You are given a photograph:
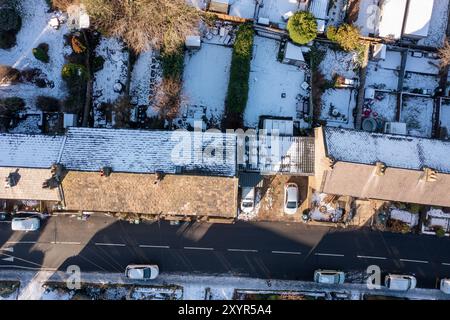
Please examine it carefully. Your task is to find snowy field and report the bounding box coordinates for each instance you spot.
[320,89,356,128]
[258,0,300,26]
[0,0,70,114]
[367,91,398,123]
[400,95,434,138]
[181,43,232,125]
[92,37,129,128]
[418,0,450,48]
[244,37,307,128]
[439,99,450,139]
[318,45,359,81]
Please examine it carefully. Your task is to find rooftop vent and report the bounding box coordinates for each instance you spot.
[100,166,112,177]
[375,162,387,176]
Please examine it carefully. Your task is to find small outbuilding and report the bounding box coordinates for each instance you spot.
[185,35,201,50]
[282,42,305,67]
[209,0,230,14]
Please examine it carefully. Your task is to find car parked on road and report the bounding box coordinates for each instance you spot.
[314,270,345,284]
[11,217,40,231]
[125,264,159,280]
[440,278,450,294]
[240,187,255,213]
[385,274,417,291]
[284,183,299,214]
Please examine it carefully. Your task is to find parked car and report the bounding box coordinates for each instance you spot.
[314,270,345,284]
[11,217,40,231]
[284,183,299,214]
[125,264,159,280]
[385,274,417,291]
[240,187,255,213]
[440,279,450,294]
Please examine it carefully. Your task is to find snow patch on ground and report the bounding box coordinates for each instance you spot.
[0,0,70,113]
[439,99,450,139]
[390,209,419,227]
[92,37,129,128]
[400,95,434,138]
[245,36,308,128]
[366,91,397,122]
[403,72,439,93]
[319,46,358,81]
[320,89,356,128]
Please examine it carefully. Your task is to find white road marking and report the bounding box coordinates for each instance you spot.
[51,241,81,245]
[442,263,450,266]
[139,244,170,249]
[94,242,126,247]
[315,253,345,257]
[0,247,14,253]
[2,257,13,262]
[271,251,302,255]
[0,265,57,271]
[357,255,387,260]
[6,241,36,245]
[400,258,429,264]
[227,248,258,253]
[184,246,214,251]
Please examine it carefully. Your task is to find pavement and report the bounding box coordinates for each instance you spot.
[0,215,450,290]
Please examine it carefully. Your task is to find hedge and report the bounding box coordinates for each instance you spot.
[225,23,254,114]
[0,8,22,49]
[160,46,185,80]
[32,43,50,63]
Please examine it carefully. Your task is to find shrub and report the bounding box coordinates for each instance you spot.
[435,227,446,238]
[32,43,50,63]
[326,24,361,52]
[0,97,25,112]
[225,23,254,115]
[0,65,21,85]
[62,63,87,81]
[160,46,185,80]
[36,96,61,112]
[92,55,105,72]
[71,36,87,54]
[287,11,317,45]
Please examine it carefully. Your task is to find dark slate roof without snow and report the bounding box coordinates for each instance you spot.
[0,133,64,168]
[324,127,450,174]
[60,128,237,176]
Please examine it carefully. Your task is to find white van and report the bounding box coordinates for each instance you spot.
[385,274,417,291]
[11,217,40,231]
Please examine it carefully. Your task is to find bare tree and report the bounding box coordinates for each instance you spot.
[439,40,450,69]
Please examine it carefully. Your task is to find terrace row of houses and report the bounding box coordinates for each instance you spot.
[1,126,449,222]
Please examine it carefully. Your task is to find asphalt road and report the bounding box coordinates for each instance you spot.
[0,215,450,289]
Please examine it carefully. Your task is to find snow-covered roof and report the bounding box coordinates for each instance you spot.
[378,0,407,39]
[60,128,237,176]
[309,0,329,20]
[185,35,201,48]
[324,127,450,173]
[0,133,64,169]
[403,0,434,39]
[284,42,305,62]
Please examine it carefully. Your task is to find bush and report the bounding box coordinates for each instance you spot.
[32,43,50,63]
[92,55,105,72]
[326,24,361,52]
[287,11,317,45]
[71,36,87,54]
[0,65,21,85]
[435,227,446,238]
[160,47,185,80]
[0,8,22,49]
[36,96,61,112]
[225,23,254,115]
[0,97,25,112]
[62,63,87,81]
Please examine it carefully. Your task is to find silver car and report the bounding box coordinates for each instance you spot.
[11,217,40,231]
[125,264,159,280]
[385,274,417,291]
[314,270,346,284]
[284,183,299,215]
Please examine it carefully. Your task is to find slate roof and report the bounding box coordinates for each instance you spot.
[0,133,64,169]
[324,127,450,174]
[60,128,237,176]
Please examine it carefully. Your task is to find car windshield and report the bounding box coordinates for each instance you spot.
[143,268,151,279]
[242,202,253,208]
[287,201,297,209]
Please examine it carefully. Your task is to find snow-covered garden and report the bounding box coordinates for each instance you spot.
[400,95,434,138]
[439,98,450,140]
[244,36,309,128]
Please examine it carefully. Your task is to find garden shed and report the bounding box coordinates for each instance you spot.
[282,42,305,67]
